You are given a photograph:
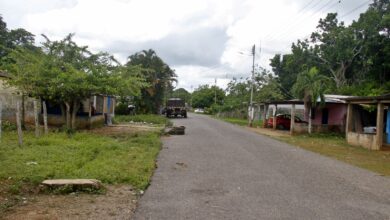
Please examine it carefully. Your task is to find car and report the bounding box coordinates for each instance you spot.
[267,114,307,130]
[194,108,204,113]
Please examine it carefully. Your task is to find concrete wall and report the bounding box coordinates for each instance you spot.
[0,78,37,124]
[47,114,105,129]
[347,132,381,150]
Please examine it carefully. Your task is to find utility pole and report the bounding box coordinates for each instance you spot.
[248,44,255,127]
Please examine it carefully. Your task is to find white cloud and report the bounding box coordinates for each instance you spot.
[0,0,371,91]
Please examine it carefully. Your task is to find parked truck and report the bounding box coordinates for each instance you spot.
[165,98,187,118]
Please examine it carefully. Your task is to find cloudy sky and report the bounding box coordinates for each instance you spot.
[0,0,371,91]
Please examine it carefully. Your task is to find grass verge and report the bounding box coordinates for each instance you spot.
[114,114,171,126]
[276,133,390,176]
[0,129,161,213]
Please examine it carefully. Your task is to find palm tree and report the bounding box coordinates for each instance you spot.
[292,67,331,133]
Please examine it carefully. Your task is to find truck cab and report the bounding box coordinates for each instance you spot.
[166,98,187,118]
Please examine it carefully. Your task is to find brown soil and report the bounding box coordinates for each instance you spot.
[2,185,138,220]
[91,124,163,136]
[246,126,290,138]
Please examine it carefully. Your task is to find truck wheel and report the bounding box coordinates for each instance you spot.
[184,113,187,118]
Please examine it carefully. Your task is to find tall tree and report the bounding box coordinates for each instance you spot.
[169,88,191,103]
[311,13,362,89]
[127,49,176,113]
[292,67,331,133]
[192,85,225,108]
[6,34,146,129]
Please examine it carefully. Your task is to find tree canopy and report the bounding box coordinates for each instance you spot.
[270,0,390,96]
[127,49,177,114]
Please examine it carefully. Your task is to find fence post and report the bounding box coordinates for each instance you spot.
[16,101,23,146]
[34,100,40,137]
[43,101,48,135]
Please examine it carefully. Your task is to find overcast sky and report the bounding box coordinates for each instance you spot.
[0,0,371,91]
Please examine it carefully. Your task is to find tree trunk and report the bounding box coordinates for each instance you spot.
[42,101,48,135]
[308,108,312,134]
[65,102,71,129]
[71,101,80,129]
[34,100,40,137]
[60,103,66,123]
[88,98,92,129]
[21,94,25,129]
[16,101,23,146]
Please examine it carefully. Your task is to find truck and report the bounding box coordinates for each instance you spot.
[165,98,187,118]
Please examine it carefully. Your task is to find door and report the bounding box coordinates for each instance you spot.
[322,108,329,125]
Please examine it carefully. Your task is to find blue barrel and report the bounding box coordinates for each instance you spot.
[387,110,390,144]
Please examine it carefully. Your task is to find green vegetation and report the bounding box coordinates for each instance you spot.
[0,131,161,189]
[114,114,171,126]
[270,1,390,97]
[127,49,177,114]
[276,133,390,176]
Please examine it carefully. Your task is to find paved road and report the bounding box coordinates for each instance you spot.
[134,113,390,220]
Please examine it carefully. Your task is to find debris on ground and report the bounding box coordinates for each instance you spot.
[41,179,102,190]
[165,126,185,135]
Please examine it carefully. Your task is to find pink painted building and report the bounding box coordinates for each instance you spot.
[263,95,351,133]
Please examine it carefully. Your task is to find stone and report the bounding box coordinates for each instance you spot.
[41,179,102,189]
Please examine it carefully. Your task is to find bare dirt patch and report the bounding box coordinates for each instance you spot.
[91,124,163,136]
[246,127,290,138]
[2,185,138,220]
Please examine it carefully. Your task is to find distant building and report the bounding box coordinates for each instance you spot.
[0,71,116,129]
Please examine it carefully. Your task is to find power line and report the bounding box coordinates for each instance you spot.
[339,0,371,19]
[266,0,340,43]
[264,0,324,40]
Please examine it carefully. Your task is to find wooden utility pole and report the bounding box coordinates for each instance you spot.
[16,101,23,146]
[248,44,255,127]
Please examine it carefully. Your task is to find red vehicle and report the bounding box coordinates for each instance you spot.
[267,114,307,130]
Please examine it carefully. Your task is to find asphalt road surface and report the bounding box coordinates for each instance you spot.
[134,113,390,220]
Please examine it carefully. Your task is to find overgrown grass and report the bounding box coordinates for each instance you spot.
[276,133,390,176]
[0,130,161,190]
[218,117,263,127]
[114,114,171,126]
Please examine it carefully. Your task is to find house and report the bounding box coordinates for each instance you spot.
[45,95,116,129]
[0,71,37,124]
[260,95,351,134]
[342,94,390,150]
[1,71,116,129]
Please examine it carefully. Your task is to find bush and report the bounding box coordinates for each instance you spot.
[115,103,129,115]
[1,121,16,131]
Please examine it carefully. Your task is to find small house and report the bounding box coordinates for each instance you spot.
[1,71,115,129]
[260,95,351,134]
[342,94,390,150]
[0,71,37,124]
[45,95,116,129]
